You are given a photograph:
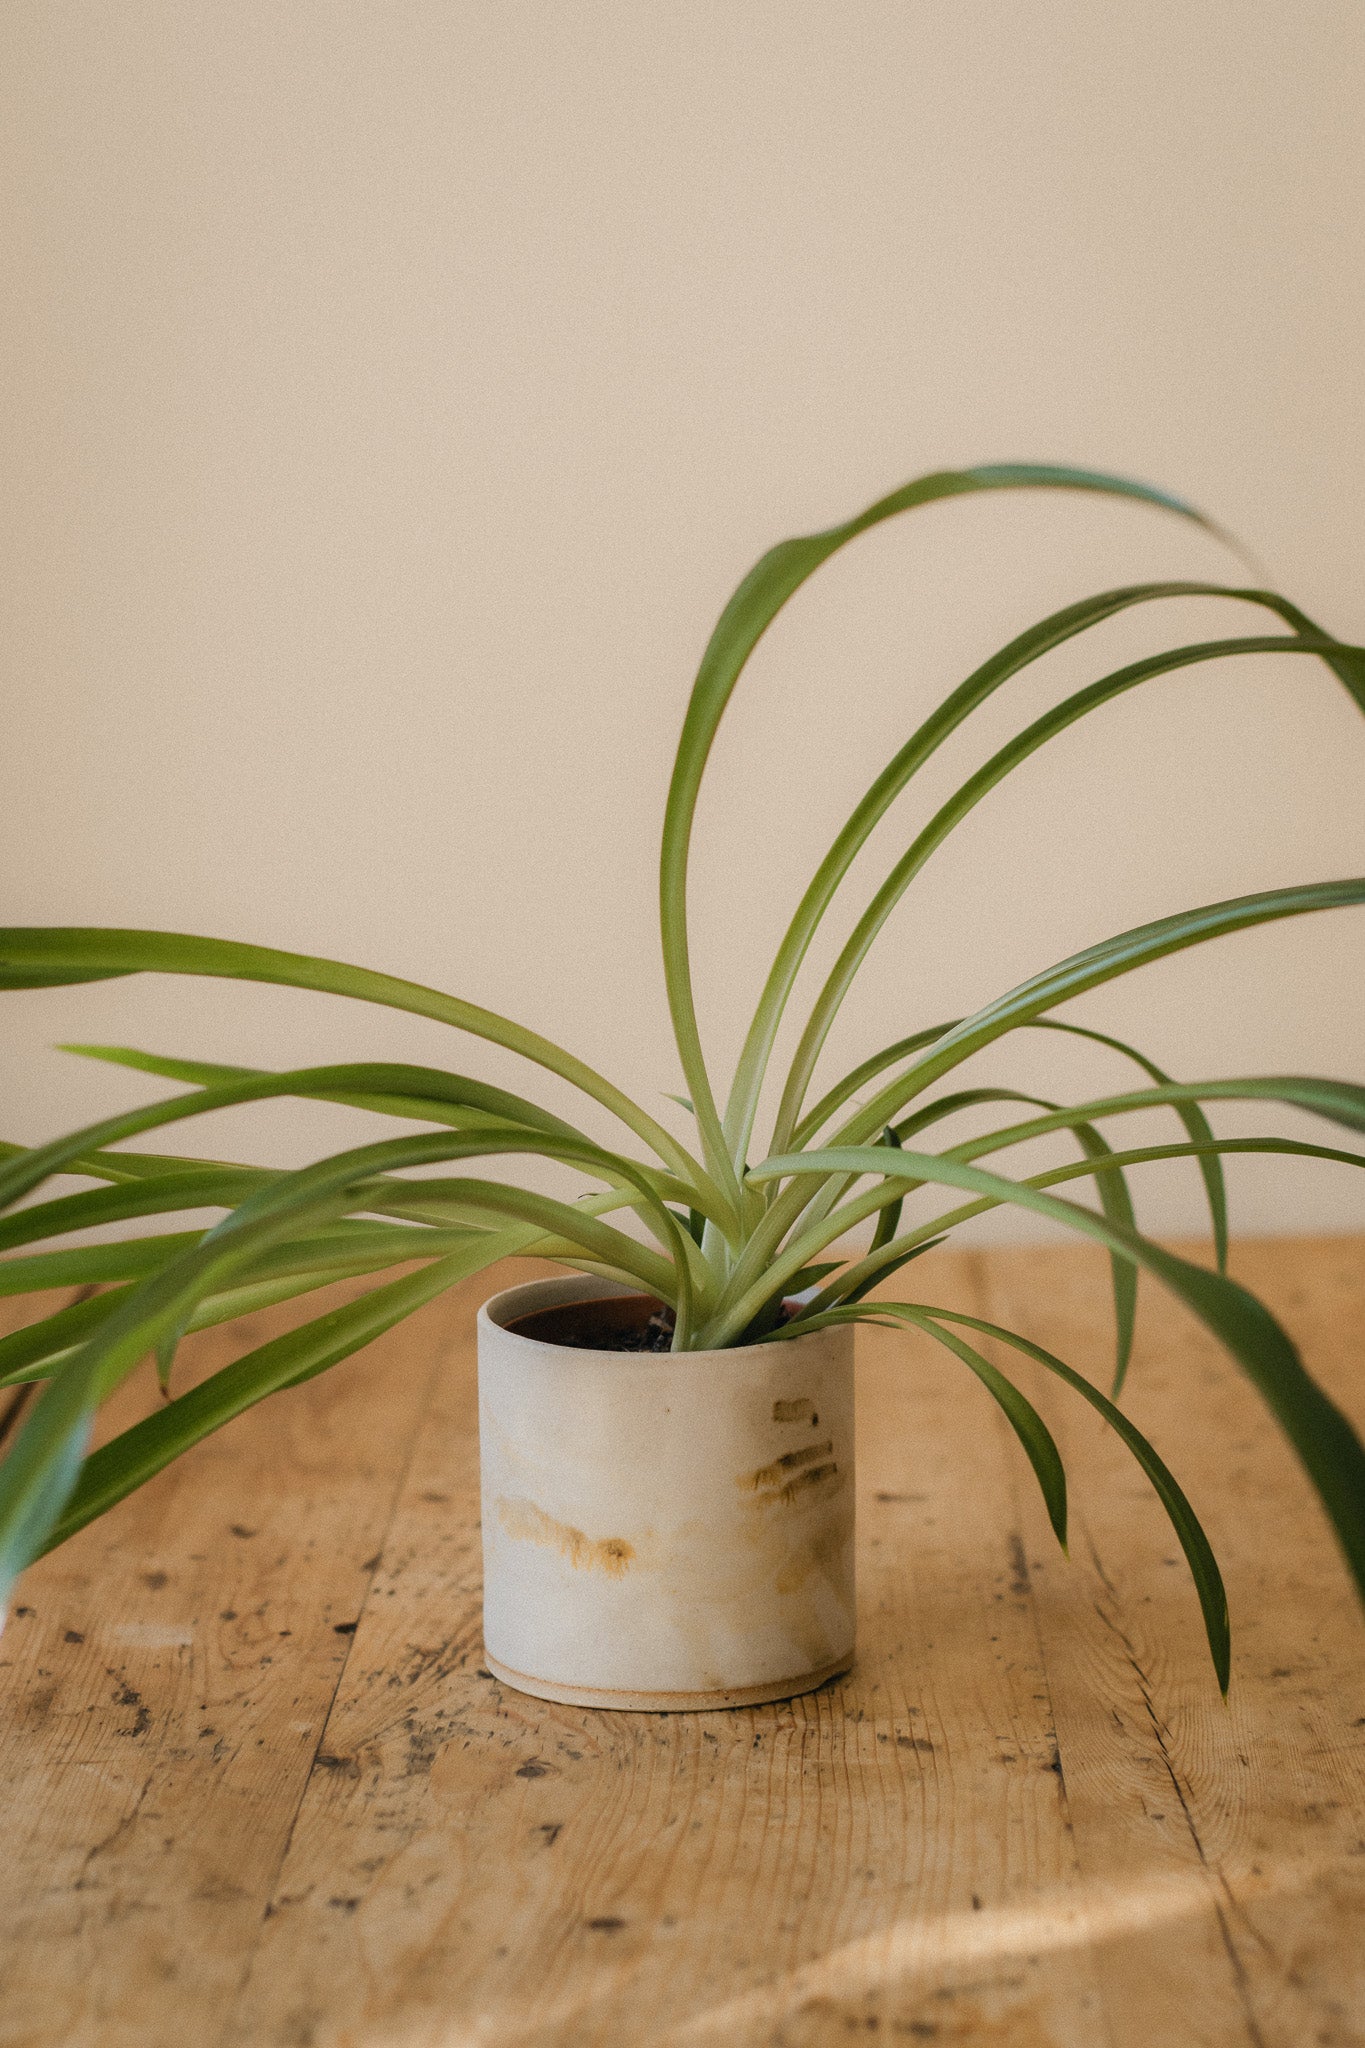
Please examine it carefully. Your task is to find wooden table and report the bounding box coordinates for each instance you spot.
[1,1238,1363,2047]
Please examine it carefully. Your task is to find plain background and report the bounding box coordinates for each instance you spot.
[3,1,1364,1245]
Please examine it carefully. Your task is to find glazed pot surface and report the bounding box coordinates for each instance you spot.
[477,1274,855,1710]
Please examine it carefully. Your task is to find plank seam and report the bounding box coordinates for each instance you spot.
[210,1278,464,2048]
[1082,1526,1270,2048]
[973,1247,1121,2048]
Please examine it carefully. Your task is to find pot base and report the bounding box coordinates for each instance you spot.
[483,1649,854,1713]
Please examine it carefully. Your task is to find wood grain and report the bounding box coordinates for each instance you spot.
[0,1276,456,2047]
[1,1240,1362,2047]
[977,1236,1365,2048]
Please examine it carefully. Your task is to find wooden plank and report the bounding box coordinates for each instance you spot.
[223,1250,1109,2047]
[3,1242,1363,2047]
[977,1235,1365,2048]
[0,1273,459,2048]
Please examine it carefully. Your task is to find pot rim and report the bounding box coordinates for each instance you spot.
[478,1271,846,1363]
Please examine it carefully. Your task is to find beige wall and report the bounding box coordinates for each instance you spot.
[3,1,1364,1243]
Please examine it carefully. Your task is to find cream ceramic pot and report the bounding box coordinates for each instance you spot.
[477,1273,856,1710]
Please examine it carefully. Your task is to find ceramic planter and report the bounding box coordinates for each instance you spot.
[477,1273,856,1710]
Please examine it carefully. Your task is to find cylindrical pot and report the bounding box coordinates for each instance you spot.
[477,1273,856,1711]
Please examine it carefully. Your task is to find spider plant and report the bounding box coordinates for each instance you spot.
[3,462,1365,1695]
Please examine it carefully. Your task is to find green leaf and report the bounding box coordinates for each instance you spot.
[40,1235,528,1552]
[1025,1018,1229,1272]
[776,634,1364,1143]
[0,1404,90,1611]
[763,1075,1143,1383]
[661,466,1227,1197]
[996,1132,1365,1193]
[940,1076,1365,1163]
[895,1308,1068,1550]
[737,578,1359,1164]
[0,1232,204,1295]
[667,1204,708,1248]
[868,1128,905,1254]
[0,1168,275,1254]
[0,930,716,1208]
[920,1306,1230,1692]
[831,1234,949,1307]
[0,1286,131,1386]
[0,965,128,989]
[62,1045,259,1084]
[0,1216,482,1303]
[800,1069,1363,1302]
[153,1333,178,1399]
[793,1130,1365,1329]
[732,1261,847,1344]
[794,1020,960,1148]
[0,1142,267,1188]
[0,1236,517,1389]
[837,880,1365,1145]
[892,1087,1039,1143]
[891,1084,1139,1391]
[761,1293,1069,1551]
[1070,1121,1138,1397]
[792,903,1362,1180]
[759,1286,1232,1688]
[745,1144,1365,1635]
[0,1117,703,1592]
[60,1042,589,1144]
[779,1261,846,1294]
[0,1061,703,1252]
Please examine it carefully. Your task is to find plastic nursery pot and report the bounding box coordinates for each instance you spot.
[476,1274,856,1711]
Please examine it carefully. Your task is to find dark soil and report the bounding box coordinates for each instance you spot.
[506,1292,804,1352]
[506,1294,677,1352]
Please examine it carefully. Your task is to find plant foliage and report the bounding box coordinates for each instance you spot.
[4,463,1365,1691]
